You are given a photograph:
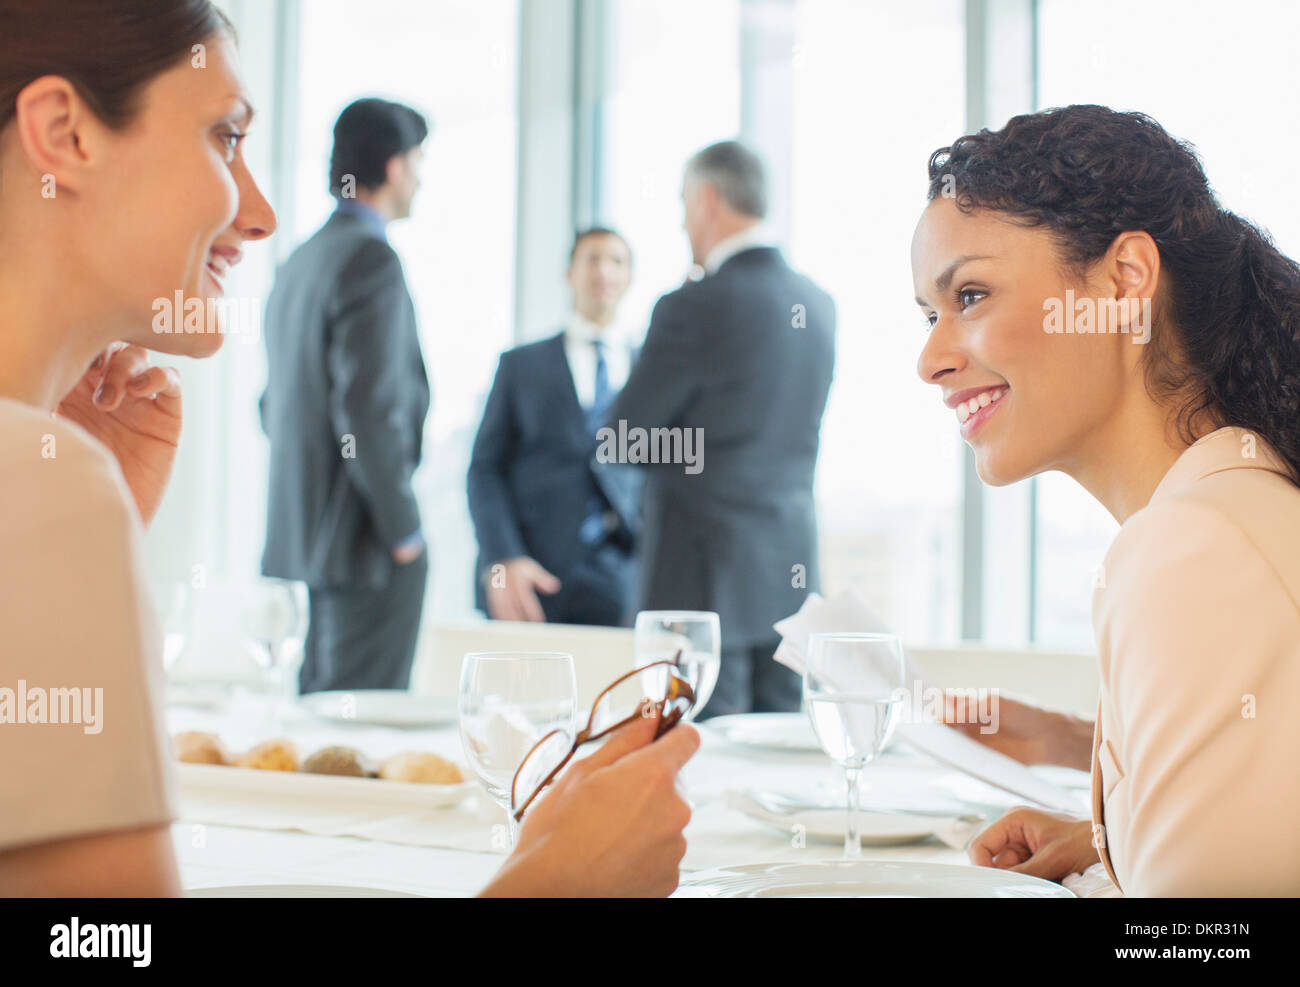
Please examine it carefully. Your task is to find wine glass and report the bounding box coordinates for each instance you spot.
[240,578,308,730]
[634,611,720,722]
[803,632,907,859]
[458,652,576,848]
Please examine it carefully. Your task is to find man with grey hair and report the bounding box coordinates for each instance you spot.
[609,140,836,718]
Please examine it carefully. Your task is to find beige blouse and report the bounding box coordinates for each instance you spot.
[1090,426,1300,895]
[0,397,176,851]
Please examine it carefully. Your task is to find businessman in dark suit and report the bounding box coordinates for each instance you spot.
[609,140,835,718]
[261,98,431,694]
[468,228,641,626]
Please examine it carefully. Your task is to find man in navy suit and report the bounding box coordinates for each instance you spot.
[468,228,641,625]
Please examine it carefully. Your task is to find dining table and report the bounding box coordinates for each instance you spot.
[166,691,1102,898]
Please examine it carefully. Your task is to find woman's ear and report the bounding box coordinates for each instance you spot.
[1104,230,1161,343]
[1108,231,1160,306]
[12,75,95,195]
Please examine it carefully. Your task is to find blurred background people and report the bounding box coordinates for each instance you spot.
[260,98,431,694]
[468,227,641,624]
[609,141,836,718]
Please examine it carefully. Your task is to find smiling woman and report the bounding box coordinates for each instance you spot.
[0,1,702,899]
[912,105,1300,896]
[0,0,275,895]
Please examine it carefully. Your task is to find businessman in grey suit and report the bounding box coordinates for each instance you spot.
[261,98,431,694]
[609,141,835,718]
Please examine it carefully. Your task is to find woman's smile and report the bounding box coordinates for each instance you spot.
[945,383,1008,437]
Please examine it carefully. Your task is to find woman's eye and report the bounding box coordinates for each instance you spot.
[217,130,246,162]
[923,312,938,329]
[957,288,985,309]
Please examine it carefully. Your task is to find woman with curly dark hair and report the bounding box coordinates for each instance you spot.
[913,104,1300,896]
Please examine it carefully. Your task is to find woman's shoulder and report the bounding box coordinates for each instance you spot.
[1098,463,1300,624]
[0,397,135,528]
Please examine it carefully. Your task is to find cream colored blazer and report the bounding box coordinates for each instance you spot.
[1090,426,1300,896]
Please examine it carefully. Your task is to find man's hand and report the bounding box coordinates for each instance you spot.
[480,712,700,897]
[485,556,561,622]
[968,806,1100,882]
[55,343,181,527]
[941,690,1095,770]
[392,532,426,564]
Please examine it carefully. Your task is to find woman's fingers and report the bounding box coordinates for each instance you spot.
[126,364,182,402]
[93,344,151,409]
[969,807,1035,867]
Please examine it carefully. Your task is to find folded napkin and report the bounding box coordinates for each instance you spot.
[1062,862,1123,898]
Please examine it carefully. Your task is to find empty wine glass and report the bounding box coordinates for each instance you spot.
[241,579,308,730]
[458,652,576,848]
[803,632,907,859]
[635,611,720,722]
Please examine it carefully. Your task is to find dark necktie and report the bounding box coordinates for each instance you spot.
[580,339,614,545]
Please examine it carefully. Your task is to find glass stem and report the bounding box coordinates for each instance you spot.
[507,812,520,850]
[843,765,862,859]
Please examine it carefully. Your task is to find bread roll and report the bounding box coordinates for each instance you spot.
[379,750,463,785]
[301,745,368,777]
[173,731,229,765]
[236,738,299,771]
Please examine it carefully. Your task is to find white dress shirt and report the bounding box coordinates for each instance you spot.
[563,311,631,409]
[703,224,773,275]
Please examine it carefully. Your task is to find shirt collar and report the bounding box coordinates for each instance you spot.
[703,224,772,275]
[566,311,622,347]
[334,197,389,240]
[1149,425,1296,505]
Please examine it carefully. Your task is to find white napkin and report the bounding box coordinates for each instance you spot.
[772,590,1085,814]
[1062,862,1123,898]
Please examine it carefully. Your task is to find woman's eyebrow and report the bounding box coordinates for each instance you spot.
[225,95,256,126]
[916,254,993,305]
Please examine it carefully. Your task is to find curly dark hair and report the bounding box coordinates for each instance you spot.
[927,104,1300,484]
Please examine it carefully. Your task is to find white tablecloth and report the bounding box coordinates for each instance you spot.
[167,695,1096,897]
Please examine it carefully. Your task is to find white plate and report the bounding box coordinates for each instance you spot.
[177,762,476,809]
[748,808,951,846]
[297,690,458,727]
[187,884,422,898]
[676,859,1075,898]
[703,713,822,752]
[726,791,981,847]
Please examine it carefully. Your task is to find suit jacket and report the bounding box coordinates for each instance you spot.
[467,332,641,615]
[1090,426,1300,896]
[608,246,836,647]
[260,210,430,590]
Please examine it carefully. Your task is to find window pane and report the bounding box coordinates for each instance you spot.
[1033,0,1300,646]
[792,0,966,643]
[603,0,743,331]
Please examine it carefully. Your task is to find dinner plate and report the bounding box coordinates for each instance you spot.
[187,884,423,898]
[298,689,458,727]
[675,859,1076,898]
[702,713,822,752]
[177,762,476,809]
[726,791,982,847]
